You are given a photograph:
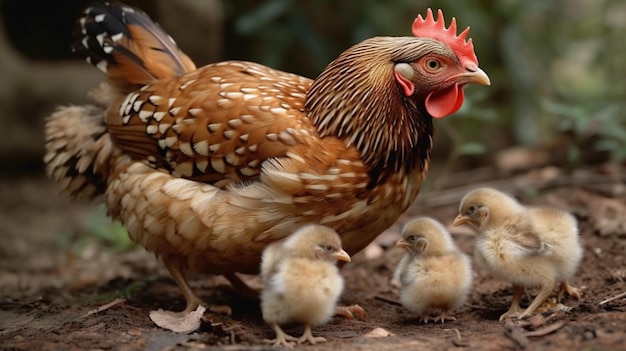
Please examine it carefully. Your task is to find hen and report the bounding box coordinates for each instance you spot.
[453,188,583,321]
[260,224,349,347]
[394,217,472,323]
[45,2,490,317]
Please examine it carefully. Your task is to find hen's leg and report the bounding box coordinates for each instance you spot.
[224,272,261,299]
[558,281,581,302]
[335,304,365,319]
[162,255,231,315]
[298,324,327,345]
[519,280,555,319]
[499,284,524,322]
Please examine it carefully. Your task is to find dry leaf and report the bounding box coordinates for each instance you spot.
[149,305,206,333]
[363,327,394,338]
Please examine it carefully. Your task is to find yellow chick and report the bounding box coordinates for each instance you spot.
[453,187,583,321]
[394,217,473,323]
[260,224,350,347]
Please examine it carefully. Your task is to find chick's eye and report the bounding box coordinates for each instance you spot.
[467,205,477,214]
[407,235,417,242]
[425,59,441,71]
[324,245,334,252]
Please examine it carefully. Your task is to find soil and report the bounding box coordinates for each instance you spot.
[1,164,625,351]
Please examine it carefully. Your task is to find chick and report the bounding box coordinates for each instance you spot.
[454,187,583,321]
[260,224,350,347]
[394,217,473,323]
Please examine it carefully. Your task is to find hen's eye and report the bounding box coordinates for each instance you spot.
[425,59,441,71]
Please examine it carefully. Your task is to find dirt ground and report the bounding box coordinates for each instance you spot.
[1,163,625,351]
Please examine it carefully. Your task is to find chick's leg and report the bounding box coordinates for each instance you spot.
[263,323,298,348]
[298,324,327,345]
[519,280,555,319]
[499,284,525,322]
[162,255,231,315]
[433,310,456,323]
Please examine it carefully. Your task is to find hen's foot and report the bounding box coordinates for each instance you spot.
[335,304,366,319]
[558,281,581,302]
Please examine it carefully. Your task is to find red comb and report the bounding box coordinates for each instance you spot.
[412,9,478,66]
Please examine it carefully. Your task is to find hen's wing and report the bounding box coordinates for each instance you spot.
[106,61,317,187]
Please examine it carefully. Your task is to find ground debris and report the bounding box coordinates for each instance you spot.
[150,306,206,334]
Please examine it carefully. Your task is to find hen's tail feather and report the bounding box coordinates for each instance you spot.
[44,105,118,200]
[72,1,196,89]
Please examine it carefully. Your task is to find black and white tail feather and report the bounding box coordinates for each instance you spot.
[71,1,195,89]
[45,1,195,199]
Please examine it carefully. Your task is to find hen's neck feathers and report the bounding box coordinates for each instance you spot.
[306,37,440,185]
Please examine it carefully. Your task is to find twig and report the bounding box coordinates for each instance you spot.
[374,295,403,307]
[446,328,467,347]
[83,298,126,317]
[599,291,626,305]
[503,319,529,349]
[524,321,565,337]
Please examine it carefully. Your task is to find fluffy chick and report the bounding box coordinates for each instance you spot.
[394,217,473,323]
[454,187,583,321]
[260,224,350,347]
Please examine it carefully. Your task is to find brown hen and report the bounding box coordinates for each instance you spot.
[45,3,490,318]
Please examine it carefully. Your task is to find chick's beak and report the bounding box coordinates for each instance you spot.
[455,65,491,86]
[453,214,471,227]
[333,249,351,263]
[395,239,410,249]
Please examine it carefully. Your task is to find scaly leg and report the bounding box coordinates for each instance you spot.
[298,324,327,345]
[263,323,298,348]
[557,281,581,302]
[499,284,525,322]
[223,272,261,299]
[162,255,231,315]
[519,280,555,319]
[335,304,366,319]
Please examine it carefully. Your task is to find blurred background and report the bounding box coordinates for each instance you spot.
[0,0,624,300]
[0,0,624,177]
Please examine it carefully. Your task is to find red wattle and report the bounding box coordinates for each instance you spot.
[394,70,414,96]
[425,83,465,118]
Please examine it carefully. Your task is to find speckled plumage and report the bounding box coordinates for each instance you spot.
[45,2,489,316]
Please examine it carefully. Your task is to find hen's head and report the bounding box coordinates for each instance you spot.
[399,8,490,118]
[307,9,490,178]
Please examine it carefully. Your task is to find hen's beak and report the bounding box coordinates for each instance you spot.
[333,249,351,263]
[453,215,471,227]
[456,65,491,86]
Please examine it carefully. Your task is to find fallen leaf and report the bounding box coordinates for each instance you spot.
[363,327,394,338]
[149,305,206,333]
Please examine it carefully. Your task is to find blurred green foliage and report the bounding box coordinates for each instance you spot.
[221,0,626,166]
